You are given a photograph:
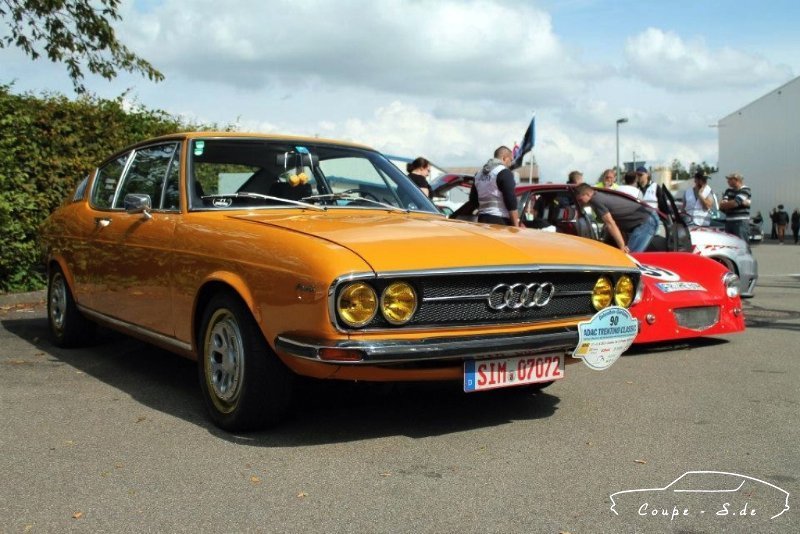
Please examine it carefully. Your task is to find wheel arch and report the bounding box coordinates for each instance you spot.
[707,254,738,275]
[192,275,260,354]
[47,256,76,293]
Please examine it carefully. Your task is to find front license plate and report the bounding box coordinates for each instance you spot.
[464,353,564,392]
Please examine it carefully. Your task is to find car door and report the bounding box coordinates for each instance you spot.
[85,142,181,336]
[518,187,597,239]
[657,185,692,251]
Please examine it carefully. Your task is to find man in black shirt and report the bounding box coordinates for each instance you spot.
[719,172,752,243]
[574,183,659,252]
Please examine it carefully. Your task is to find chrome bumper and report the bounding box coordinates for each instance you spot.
[275,328,579,365]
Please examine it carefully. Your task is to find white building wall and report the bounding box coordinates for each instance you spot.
[718,75,800,221]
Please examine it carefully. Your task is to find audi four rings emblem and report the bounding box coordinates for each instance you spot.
[488,282,556,310]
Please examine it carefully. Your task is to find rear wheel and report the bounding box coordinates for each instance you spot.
[47,266,95,347]
[197,292,293,431]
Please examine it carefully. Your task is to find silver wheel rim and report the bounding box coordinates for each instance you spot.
[204,309,245,413]
[49,273,67,333]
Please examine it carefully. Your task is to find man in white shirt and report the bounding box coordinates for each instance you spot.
[636,166,658,208]
[617,171,643,200]
[683,171,714,226]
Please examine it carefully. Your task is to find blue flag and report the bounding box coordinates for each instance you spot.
[511,114,535,169]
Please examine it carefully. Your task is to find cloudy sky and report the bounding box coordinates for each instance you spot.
[3,0,798,181]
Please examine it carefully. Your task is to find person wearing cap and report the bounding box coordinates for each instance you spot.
[719,172,752,243]
[683,170,714,226]
[636,166,658,208]
[574,183,659,253]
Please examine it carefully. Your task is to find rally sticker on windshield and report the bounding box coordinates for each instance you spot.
[573,306,638,370]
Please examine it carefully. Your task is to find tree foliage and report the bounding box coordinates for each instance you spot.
[1,0,163,93]
[0,84,216,292]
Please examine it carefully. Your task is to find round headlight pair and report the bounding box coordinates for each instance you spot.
[592,275,635,310]
[337,281,417,327]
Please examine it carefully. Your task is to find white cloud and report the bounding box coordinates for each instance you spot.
[625,28,793,90]
[120,0,603,106]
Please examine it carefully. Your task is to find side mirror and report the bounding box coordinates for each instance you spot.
[124,193,153,219]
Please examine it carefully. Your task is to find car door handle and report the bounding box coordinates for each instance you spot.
[94,217,111,228]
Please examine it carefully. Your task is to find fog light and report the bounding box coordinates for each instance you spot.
[614,275,634,308]
[592,276,613,310]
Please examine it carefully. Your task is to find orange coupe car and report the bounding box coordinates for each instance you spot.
[40,133,641,431]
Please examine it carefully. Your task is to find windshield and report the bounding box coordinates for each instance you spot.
[189,139,438,213]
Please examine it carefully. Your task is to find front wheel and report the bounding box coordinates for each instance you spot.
[47,266,95,347]
[197,292,293,431]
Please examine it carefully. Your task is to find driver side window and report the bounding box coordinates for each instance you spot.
[114,143,179,210]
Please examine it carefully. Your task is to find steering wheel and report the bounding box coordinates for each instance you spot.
[340,189,379,202]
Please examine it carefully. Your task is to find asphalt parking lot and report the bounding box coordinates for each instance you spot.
[1,242,798,533]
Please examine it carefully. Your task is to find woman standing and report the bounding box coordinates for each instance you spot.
[791,208,800,244]
[406,157,432,198]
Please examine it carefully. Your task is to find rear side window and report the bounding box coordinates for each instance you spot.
[90,154,130,209]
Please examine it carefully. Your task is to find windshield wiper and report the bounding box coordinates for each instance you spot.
[202,192,325,211]
[302,193,409,213]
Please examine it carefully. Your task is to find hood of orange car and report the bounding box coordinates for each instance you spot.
[232,211,635,273]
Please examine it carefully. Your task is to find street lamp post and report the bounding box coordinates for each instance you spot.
[616,117,628,178]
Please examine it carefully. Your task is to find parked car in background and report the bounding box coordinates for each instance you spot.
[622,253,744,344]
[512,185,745,343]
[439,178,757,298]
[430,172,473,214]
[436,178,750,343]
[41,133,642,431]
[385,155,472,214]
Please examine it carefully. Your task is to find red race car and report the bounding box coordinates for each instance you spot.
[437,177,745,344]
[624,252,744,344]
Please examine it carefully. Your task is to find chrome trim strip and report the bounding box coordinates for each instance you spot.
[370,265,638,278]
[422,289,592,302]
[275,328,579,365]
[78,305,192,352]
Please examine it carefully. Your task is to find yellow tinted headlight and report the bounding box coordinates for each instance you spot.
[337,282,377,327]
[614,275,635,308]
[592,276,613,310]
[381,282,417,325]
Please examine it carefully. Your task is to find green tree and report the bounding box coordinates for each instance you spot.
[1,0,163,93]
[0,84,219,292]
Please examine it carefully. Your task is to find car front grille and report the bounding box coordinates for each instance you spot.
[332,270,636,330]
[673,306,720,331]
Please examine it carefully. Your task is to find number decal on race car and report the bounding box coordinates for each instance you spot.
[639,264,680,281]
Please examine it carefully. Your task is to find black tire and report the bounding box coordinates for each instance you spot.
[47,266,95,348]
[197,292,293,431]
